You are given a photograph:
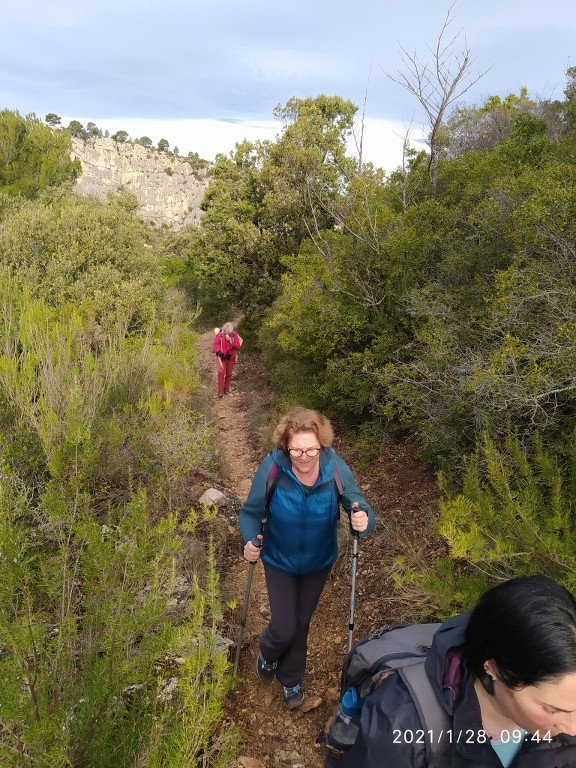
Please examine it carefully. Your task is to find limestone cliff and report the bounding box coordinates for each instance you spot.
[71,136,210,230]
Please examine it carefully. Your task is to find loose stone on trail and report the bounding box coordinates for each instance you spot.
[297,695,323,714]
[198,488,228,507]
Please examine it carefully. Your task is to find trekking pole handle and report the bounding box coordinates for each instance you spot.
[243,535,262,564]
[349,503,363,538]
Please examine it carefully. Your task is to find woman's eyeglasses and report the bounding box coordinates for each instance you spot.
[288,447,321,458]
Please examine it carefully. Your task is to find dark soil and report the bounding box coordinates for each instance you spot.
[194,329,442,768]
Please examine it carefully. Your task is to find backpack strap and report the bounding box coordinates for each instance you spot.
[264,460,280,527]
[265,459,343,512]
[399,663,452,767]
[333,461,344,497]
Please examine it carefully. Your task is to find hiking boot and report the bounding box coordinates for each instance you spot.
[256,652,277,683]
[282,683,305,710]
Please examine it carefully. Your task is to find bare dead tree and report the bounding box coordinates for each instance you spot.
[350,62,373,176]
[394,118,428,212]
[385,1,489,194]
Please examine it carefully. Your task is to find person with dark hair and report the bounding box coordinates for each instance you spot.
[239,406,375,710]
[339,574,576,767]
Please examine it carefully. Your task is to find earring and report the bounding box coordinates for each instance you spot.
[482,664,496,695]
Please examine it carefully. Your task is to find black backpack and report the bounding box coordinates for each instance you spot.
[215,329,233,360]
[324,622,452,767]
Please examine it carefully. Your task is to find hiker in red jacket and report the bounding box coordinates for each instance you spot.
[214,322,243,397]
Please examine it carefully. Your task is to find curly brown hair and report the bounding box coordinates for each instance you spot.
[272,407,334,452]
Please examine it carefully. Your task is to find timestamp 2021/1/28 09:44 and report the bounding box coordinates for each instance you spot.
[392,728,553,745]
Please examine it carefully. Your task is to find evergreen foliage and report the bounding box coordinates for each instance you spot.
[0,120,236,765]
[212,82,576,456]
[184,95,357,328]
[0,277,232,765]
[395,431,576,617]
[4,59,576,756]
[187,76,576,615]
[0,109,80,199]
[0,189,162,332]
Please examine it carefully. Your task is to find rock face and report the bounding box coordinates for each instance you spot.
[71,136,210,230]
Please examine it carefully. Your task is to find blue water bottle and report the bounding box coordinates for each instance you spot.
[341,686,362,717]
[328,687,363,749]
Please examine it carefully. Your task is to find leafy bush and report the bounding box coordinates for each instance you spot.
[0,109,80,199]
[0,280,233,765]
[394,430,576,617]
[0,190,162,331]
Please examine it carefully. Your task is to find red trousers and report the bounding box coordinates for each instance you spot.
[217,357,235,393]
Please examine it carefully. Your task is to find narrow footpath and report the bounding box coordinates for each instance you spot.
[194,328,441,768]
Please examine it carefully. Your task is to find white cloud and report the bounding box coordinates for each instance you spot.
[6,0,576,141]
[64,116,281,162]
[355,118,428,173]
[242,48,339,79]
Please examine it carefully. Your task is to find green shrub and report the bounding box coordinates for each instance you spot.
[0,281,233,765]
[0,109,80,199]
[395,430,576,617]
[0,191,163,332]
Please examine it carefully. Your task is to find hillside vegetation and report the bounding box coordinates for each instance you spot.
[1,59,576,764]
[0,109,237,766]
[174,75,576,608]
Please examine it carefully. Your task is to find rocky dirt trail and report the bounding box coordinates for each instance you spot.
[194,328,442,768]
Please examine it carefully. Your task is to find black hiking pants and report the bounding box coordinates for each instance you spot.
[260,562,332,687]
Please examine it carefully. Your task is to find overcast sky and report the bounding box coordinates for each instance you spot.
[3,0,574,172]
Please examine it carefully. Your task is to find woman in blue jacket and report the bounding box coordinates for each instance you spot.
[239,406,375,710]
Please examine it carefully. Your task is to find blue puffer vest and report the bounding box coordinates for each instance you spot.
[261,447,341,575]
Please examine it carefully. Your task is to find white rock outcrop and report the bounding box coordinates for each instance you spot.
[71,136,210,230]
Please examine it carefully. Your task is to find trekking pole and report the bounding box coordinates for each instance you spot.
[233,537,261,677]
[348,528,360,652]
